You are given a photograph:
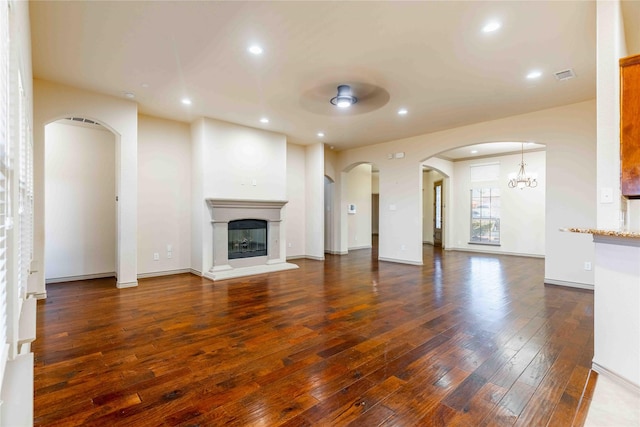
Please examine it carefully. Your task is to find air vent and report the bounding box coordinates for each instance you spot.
[65,117,102,127]
[554,69,576,81]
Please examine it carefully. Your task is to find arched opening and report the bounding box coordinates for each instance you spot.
[343,162,380,254]
[420,141,546,258]
[44,117,117,283]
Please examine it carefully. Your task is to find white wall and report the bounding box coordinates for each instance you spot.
[45,121,116,279]
[190,117,288,274]
[346,163,372,250]
[324,147,342,254]
[138,115,191,276]
[449,151,546,257]
[286,143,306,258]
[592,0,640,389]
[338,100,596,281]
[305,143,325,259]
[34,79,139,290]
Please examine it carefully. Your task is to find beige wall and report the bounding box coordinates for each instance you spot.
[45,121,116,280]
[138,115,191,276]
[190,117,288,274]
[450,151,546,256]
[33,79,139,290]
[346,163,372,250]
[286,143,306,258]
[338,100,597,283]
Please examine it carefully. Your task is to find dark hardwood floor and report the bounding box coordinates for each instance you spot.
[33,244,595,426]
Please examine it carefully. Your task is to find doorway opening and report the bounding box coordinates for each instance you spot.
[44,118,117,283]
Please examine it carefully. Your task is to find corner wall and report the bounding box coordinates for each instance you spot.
[33,79,139,290]
[338,100,597,285]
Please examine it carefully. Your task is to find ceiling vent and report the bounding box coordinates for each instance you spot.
[554,69,576,81]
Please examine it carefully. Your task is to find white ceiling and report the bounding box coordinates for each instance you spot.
[437,142,545,161]
[30,1,598,151]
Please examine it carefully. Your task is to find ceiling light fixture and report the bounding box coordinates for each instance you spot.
[526,70,542,79]
[124,92,135,99]
[260,117,269,123]
[181,98,192,105]
[330,85,357,108]
[508,143,538,189]
[482,21,501,33]
[248,45,263,55]
[398,108,408,115]
[471,150,478,154]
[317,132,325,137]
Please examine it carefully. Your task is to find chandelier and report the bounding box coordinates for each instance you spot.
[508,144,538,189]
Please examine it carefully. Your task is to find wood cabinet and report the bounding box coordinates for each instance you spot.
[620,54,640,198]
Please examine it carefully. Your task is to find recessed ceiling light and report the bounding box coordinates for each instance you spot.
[140,83,149,88]
[482,21,501,33]
[181,98,192,105]
[398,108,408,115]
[526,70,542,79]
[317,132,325,137]
[471,150,478,154]
[248,45,264,55]
[124,92,135,99]
[260,117,269,124]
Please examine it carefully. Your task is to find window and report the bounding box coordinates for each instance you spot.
[470,188,500,244]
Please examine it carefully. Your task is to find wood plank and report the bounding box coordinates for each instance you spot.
[32,245,595,426]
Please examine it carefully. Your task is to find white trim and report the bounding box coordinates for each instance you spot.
[325,250,348,255]
[347,245,372,251]
[592,362,640,395]
[137,269,192,279]
[203,262,298,281]
[45,272,116,284]
[116,280,138,289]
[378,257,423,266]
[286,255,324,261]
[446,247,545,259]
[190,268,202,276]
[544,278,594,291]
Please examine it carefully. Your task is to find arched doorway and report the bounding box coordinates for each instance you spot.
[44,117,117,283]
[342,162,380,254]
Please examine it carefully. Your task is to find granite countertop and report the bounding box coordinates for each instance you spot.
[561,227,640,239]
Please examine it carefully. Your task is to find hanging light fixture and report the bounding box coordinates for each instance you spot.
[508,144,538,189]
[330,85,357,108]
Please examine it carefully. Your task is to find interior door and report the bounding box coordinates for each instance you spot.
[433,180,443,247]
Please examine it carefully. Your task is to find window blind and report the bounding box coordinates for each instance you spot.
[0,0,10,382]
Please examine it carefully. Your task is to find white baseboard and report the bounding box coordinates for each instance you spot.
[46,272,115,284]
[190,268,202,276]
[378,256,423,266]
[592,362,640,394]
[116,280,138,289]
[348,245,373,251]
[446,246,545,259]
[325,250,348,255]
[544,278,594,291]
[137,269,192,279]
[287,255,325,261]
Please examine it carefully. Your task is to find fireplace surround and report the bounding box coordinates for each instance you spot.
[204,199,298,281]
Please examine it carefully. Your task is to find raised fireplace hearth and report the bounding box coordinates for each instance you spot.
[204,199,298,281]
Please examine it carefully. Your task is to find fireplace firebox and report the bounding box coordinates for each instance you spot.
[228,219,267,259]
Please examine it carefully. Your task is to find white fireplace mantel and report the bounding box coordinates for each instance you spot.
[203,198,298,281]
